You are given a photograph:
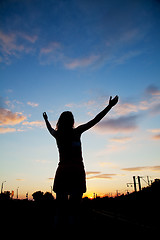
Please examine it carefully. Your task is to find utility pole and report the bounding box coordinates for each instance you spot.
[1,181,6,194]
[138,176,141,191]
[116,190,119,197]
[17,187,19,199]
[51,186,53,195]
[147,176,150,186]
[133,176,137,192]
[26,192,28,200]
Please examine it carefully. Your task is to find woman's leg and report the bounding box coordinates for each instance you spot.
[68,192,83,226]
[54,192,68,227]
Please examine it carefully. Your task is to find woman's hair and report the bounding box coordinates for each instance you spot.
[56,111,75,131]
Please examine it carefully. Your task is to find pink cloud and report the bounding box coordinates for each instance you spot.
[0,127,16,134]
[65,55,99,69]
[40,42,61,55]
[87,173,117,180]
[27,101,39,107]
[0,30,37,63]
[110,136,132,143]
[122,166,160,172]
[94,115,138,134]
[114,102,138,115]
[152,134,160,140]
[145,85,160,96]
[86,171,101,175]
[0,108,26,126]
[22,120,44,128]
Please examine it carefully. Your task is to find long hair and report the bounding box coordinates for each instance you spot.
[56,111,75,132]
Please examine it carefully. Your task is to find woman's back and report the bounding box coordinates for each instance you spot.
[55,128,83,163]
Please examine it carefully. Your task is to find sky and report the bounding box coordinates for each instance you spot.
[0,0,160,199]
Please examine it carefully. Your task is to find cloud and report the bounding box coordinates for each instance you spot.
[0,108,26,126]
[86,171,117,180]
[0,30,37,64]
[19,33,37,43]
[39,41,62,65]
[152,134,160,140]
[0,127,16,134]
[148,128,160,133]
[94,115,138,134]
[114,102,138,116]
[145,85,160,96]
[141,85,160,115]
[35,159,51,164]
[65,100,95,109]
[96,143,126,157]
[148,128,160,140]
[121,165,160,172]
[16,178,24,181]
[27,101,39,107]
[99,162,118,168]
[22,121,44,128]
[86,171,101,175]
[87,173,117,180]
[110,136,132,143]
[150,103,160,116]
[48,177,54,180]
[114,50,142,65]
[40,42,61,55]
[64,55,99,69]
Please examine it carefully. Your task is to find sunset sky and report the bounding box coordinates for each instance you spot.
[0,0,160,199]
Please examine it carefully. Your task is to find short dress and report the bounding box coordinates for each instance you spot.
[53,129,86,194]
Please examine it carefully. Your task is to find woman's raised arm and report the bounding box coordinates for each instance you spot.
[43,112,56,137]
[76,95,118,133]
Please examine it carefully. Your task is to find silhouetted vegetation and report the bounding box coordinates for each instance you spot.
[0,179,159,236]
[32,191,54,201]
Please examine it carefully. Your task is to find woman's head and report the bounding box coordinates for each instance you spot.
[56,111,74,131]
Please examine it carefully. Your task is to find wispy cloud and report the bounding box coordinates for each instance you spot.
[27,101,39,107]
[22,121,44,128]
[145,85,160,96]
[0,127,16,134]
[35,159,51,164]
[110,136,132,143]
[48,177,54,180]
[121,165,160,172]
[40,42,61,55]
[86,171,101,175]
[39,41,62,65]
[114,50,142,65]
[148,128,160,140]
[148,128,160,133]
[99,162,118,169]
[114,102,138,116]
[0,108,26,126]
[96,143,126,157]
[65,100,95,109]
[0,30,37,64]
[87,173,117,180]
[86,170,117,180]
[152,134,160,140]
[64,55,99,69]
[94,115,138,134]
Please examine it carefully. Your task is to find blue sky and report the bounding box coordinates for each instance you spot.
[0,0,160,198]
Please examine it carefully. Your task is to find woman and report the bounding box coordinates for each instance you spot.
[43,96,118,200]
[43,95,118,224]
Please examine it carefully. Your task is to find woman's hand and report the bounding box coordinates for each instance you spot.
[109,95,119,107]
[43,112,48,121]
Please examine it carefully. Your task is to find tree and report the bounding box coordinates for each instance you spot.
[32,191,44,201]
[43,192,54,201]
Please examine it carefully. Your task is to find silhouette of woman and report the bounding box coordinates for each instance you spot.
[43,95,118,219]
